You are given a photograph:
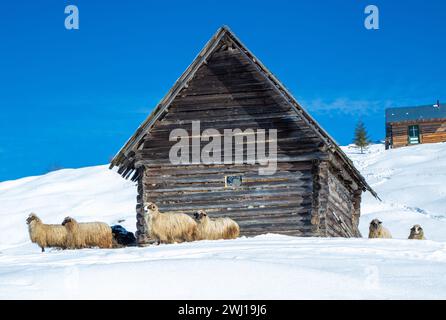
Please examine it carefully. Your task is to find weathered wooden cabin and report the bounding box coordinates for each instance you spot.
[110,26,377,245]
[385,101,446,149]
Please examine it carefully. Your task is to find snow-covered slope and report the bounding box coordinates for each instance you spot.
[345,143,446,241]
[2,235,446,299]
[1,143,446,299]
[0,165,137,249]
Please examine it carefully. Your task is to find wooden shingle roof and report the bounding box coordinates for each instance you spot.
[110,26,377,198]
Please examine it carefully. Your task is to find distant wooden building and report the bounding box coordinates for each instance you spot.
[110,26,377,245]
[385,101,446,149]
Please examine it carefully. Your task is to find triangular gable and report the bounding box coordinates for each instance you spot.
[110,26,377,198]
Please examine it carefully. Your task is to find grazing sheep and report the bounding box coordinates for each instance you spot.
[368,219,392,239]
[408,224,426,240]
[62,217,113,249]
[193,210,240,240]
[143,202,197,244]
[26,213,67,252]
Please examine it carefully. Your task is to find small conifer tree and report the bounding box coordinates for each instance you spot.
[354,120,370,154]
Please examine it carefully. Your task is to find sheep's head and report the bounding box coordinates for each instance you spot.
[143,202,159,215]
[62,216,75,226]
[194,210,207,221]
[369,219,382,230]
[410,224,423,236]
[26,213,39,225]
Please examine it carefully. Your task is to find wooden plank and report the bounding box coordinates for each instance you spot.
[143,161,313,176]
[146,187,312,203]
[136,154,329,167]
[152,198,311,212]
[144,172,312,185]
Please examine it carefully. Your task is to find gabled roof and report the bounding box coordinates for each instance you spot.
[110,26,377,198]
[386,103,446,123]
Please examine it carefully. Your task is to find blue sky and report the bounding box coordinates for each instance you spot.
[0,0,444,181]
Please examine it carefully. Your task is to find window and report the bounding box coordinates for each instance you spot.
[408,125,420,144]
[225,175,243,188]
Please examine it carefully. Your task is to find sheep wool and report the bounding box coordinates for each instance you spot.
[194,210,240,241]
[143,202,197,244]
[368,219,392,239]
[62,217,113,249]
[26,213,68,252]
[408,224,426,240]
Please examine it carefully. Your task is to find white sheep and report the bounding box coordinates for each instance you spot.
[26,213,67,252]
[408,224,425,240]
[143,202,197,244]
[368,219,392,239]
[62,216,113,249]
[193,210,240,240]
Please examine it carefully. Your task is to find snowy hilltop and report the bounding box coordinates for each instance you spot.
[1,143,446,299]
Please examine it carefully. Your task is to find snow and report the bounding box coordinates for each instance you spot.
[0,166,137,249]
[344,143,446,241]
[1,143,446,299]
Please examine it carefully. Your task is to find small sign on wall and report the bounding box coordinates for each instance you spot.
[225,175,243,188]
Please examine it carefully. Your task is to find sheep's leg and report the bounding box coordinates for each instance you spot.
[41,247,45,253]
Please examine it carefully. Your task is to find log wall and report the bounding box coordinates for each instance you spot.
[321,157,362,238]
[133,43,363,243]
[142,162,314,237]
[388,121,446,149]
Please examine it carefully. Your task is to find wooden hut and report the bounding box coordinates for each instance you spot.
[385,101,446,149]
[110,26,377,245]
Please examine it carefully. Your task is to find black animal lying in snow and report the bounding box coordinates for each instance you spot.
[111,225,137,247]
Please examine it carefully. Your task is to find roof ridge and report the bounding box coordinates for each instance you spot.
[109,26,377,198]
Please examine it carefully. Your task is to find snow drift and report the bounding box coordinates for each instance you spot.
[1,143,446,299]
